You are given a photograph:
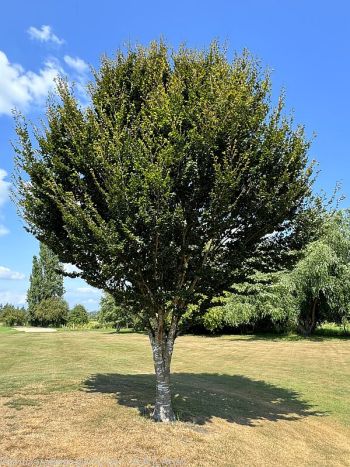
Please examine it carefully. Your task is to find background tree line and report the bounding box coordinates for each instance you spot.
[1,243,88,327]
[187,210,350,336]
[2,209,350,336]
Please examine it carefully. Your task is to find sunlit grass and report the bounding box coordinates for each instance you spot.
[0,330,349,465]
[0,325,18,334]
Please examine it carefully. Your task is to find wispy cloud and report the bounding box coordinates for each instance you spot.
[65,285,102,309]
[0,169,10,235]
[63,55,90,108]
[27,25,64,45]
[0,225,9,236]
[0,290,26,305]
[0,169,10,206]
[76,287,100,295]
[64,55,89,74]
[0,266,25,280]
[0,51,61,116]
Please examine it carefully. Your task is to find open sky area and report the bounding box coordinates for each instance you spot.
[0,0,349,310]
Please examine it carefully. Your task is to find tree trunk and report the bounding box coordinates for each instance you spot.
[298,298,318,336]
[149,331,176,422]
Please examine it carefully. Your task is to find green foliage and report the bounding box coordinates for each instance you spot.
[33,297,69,327]
[290,210,350,335]
[98,293,133,330]
[13,41,314,337]
[68,304,89,325]
[27,243,65,324]
[84,320,103,330]
[61,320,103,331]
[208,210,350,336]
[204,271,296,333]
[27,256,42,323]
[0,304,27,326]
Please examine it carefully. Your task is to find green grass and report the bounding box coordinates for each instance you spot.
[0,330,349,423]
[4,397,40,410]
[0,325,18,334]
[1,330,349,465]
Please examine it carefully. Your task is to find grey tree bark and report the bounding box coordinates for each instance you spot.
[148,316,177,422]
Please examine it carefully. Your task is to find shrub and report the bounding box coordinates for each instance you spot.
[85,320,103,330]
[0,304,27,326]
[98,293,135,331]
[68,304,89,326]
[34,297,69,327]
[61,320,103,331]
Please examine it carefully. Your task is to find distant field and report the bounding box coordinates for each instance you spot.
[0,328,349,466]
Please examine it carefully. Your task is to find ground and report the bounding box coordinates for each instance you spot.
[13,326,56,333]
[0,327,349,466]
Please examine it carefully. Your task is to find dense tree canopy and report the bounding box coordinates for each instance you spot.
[204,270,295,333]
[33,297,69,327]
[0,304,27,327]
[68,304,89,326]
[292,211,350,335]
[14,42,314,421]
[98,292,133,331]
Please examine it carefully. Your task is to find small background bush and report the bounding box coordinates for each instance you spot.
[0,304,27,326]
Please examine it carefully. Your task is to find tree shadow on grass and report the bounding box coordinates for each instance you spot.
[83,373,325,426]
[220,334,328,342]
[215,329,350,342]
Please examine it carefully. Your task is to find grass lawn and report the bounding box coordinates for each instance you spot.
[0,328,349,466]
[0,326,18,334]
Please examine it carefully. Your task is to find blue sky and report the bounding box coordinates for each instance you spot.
[0,0,349,310]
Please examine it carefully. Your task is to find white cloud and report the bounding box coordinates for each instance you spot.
[27,25,64,45]
[64,55,89,74]
[0,169,10,206]
[0,51,61,115]
[76,287,100,294]
[0,169,10,236]
[63,263,81,274]
[0,290,26,305]
[0,266,25,280]
[65,285,102,309]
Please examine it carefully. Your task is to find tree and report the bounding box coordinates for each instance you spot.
[291,211,350,335]
[0,304,27,326]
[14,42,314,421]
[204,270,296,333]
[208,211,350,336]
[27,256,43,324]
[27,243,65,324]
[34,297,68,327]
[98,292,134,331]
[40,243,65,300]
[68,304,89,325]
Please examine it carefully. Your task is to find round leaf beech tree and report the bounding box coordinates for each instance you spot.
[13,42,313,422]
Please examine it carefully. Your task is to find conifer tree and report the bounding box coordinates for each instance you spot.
[39,243,65,300]
[27,243,64,324]
[27,255,43,323]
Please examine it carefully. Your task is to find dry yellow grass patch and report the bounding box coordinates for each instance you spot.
[1,390,350,466]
